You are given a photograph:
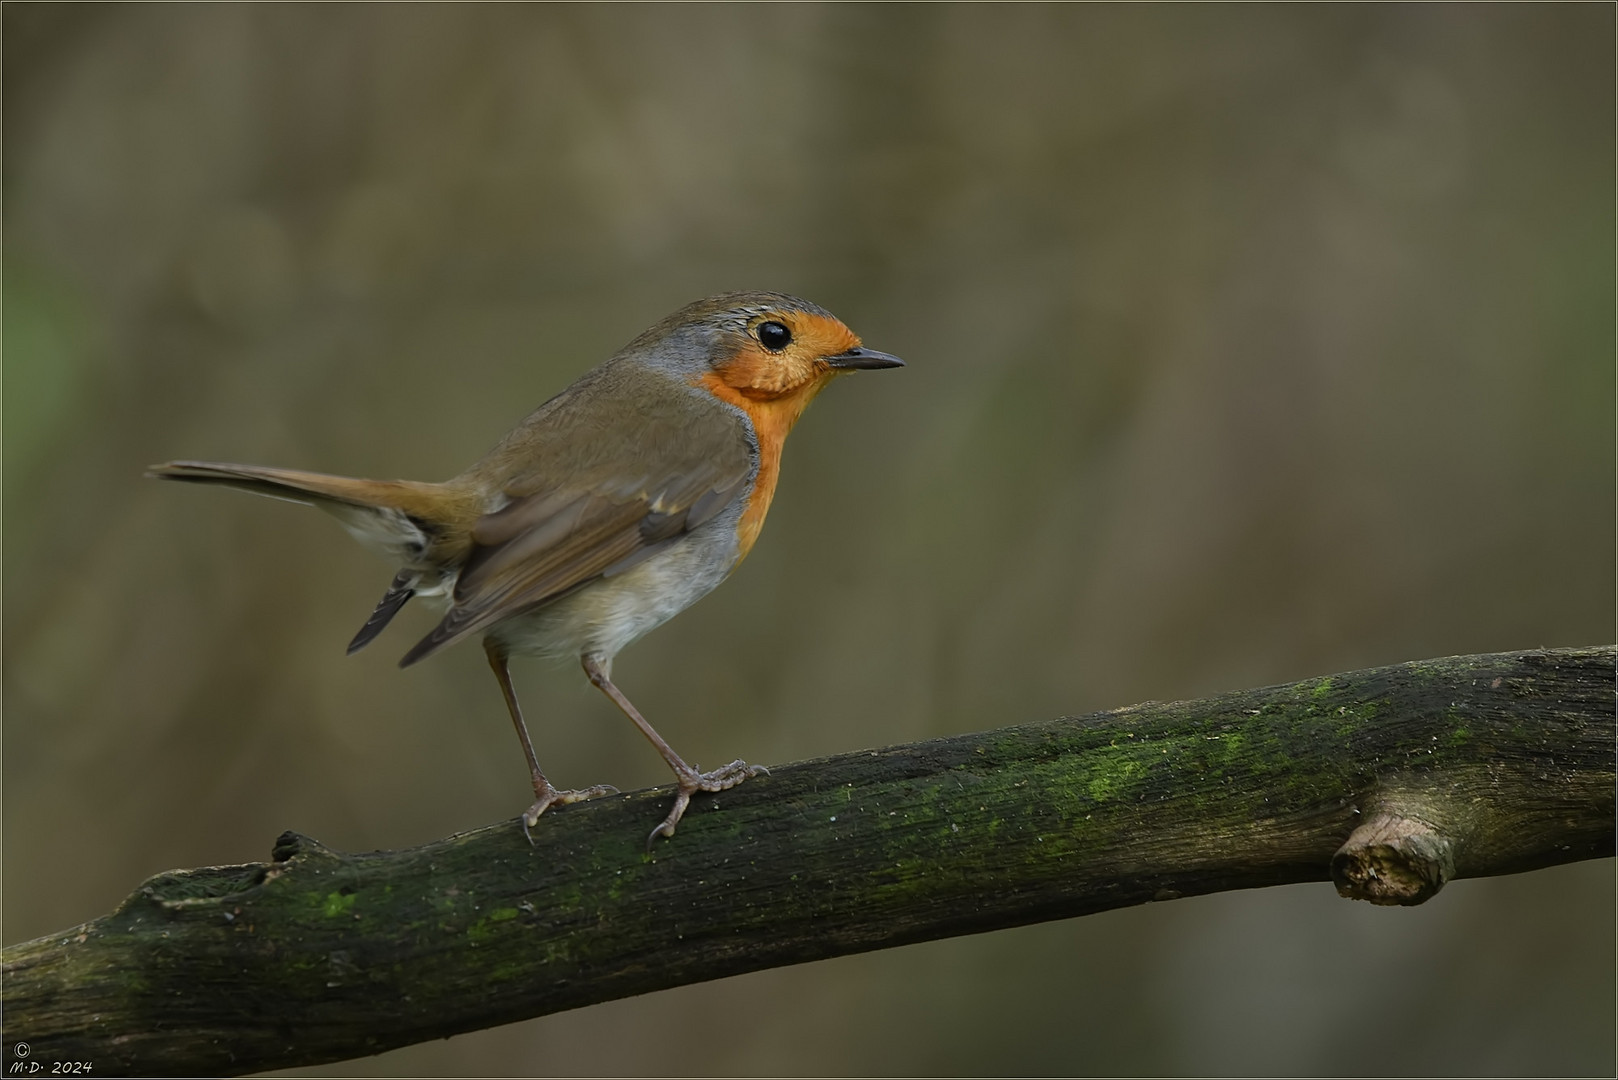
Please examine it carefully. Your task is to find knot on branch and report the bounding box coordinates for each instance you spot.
[272,830,336,863]
[1331,812,1455,906]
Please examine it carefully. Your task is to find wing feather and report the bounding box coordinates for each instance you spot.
[399,367,753,667]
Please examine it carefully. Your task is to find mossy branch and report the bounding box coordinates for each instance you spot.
[3,647,1613,1076]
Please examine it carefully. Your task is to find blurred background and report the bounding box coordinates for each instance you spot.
[4,3,1613,1075]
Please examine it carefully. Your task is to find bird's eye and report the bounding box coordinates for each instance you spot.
[757,320,792,352]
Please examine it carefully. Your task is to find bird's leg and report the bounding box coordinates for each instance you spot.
[484,639,616,843]
[581,653,767,846]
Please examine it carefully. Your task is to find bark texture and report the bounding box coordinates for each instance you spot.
[3,646,1612,1076]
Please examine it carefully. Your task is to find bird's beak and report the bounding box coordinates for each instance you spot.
[822,346,905,370]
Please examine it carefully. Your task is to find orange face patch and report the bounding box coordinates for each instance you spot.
[709,311,863,401]
[697,310,864,563]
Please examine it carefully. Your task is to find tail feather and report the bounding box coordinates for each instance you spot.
[347,570,418,654]
[148,461,425,511]
[149,457,478,567]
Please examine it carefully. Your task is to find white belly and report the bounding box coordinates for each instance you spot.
[483,516,741,666]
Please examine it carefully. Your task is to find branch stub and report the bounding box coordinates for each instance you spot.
[1331,812,1456,906]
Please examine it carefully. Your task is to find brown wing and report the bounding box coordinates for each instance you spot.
[399,363,752,666]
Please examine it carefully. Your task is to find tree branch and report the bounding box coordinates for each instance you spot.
[4,647,1613,1076]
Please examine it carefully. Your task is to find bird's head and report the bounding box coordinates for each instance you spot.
[629,292,903,407]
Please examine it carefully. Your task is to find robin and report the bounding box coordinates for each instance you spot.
[150,291,904,845]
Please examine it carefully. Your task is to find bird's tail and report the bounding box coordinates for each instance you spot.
[147,460,461,537]
[148,460,480,652]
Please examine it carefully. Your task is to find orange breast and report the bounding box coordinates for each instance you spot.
[697,369,834,564]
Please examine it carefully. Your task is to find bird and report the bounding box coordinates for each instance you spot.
[149,291,904,845]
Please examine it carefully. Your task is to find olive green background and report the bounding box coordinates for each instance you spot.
[4,4,1613,1076]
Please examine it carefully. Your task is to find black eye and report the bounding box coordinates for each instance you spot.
[757,320,792,352]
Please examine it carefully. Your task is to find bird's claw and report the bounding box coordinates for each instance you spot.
[645,759,768,849]
[518,781,618,845]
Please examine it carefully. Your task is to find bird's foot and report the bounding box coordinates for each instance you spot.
[646,760,770,848]
[520,780,618,844]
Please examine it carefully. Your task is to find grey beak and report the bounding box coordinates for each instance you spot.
[823,347,905,370]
